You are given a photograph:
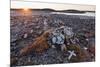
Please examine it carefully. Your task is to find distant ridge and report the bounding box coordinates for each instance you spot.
[11,8,95,13]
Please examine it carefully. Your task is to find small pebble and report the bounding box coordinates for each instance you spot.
[51,45,56,48]
[84,47,88,50]
[24,21,28,24]
[28,57,31,62]
[86,38,89,41]
[23,33,28,38]
[61,44,67,51]
[30,30,33,33]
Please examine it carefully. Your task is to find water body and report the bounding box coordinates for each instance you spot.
[51,12,95,17]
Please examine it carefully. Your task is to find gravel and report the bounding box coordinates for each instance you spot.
[10,11,95,66]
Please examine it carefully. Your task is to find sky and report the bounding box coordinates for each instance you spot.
[11,1,95,11]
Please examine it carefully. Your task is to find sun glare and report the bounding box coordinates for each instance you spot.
[23,8,29,11]
[21,7,32,16]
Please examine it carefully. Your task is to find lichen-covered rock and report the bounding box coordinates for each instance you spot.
[20,30,51,56]
[66,44,82,62]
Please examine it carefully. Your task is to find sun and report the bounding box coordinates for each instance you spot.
[21,7,32,16]
[23,7,29,11]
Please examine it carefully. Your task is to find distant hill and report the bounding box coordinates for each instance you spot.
[59,9,86,13]
[11,8,95,13]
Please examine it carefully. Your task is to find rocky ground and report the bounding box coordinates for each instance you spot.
[10,11,95,66]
